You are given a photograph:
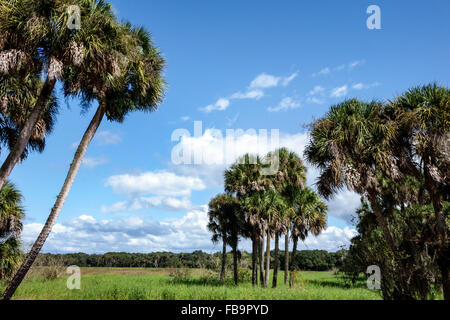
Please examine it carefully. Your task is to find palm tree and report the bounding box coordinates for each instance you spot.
[207,194,241,284]
[225,154,266,286]
[387,83,450,299]
[268,148,306,286]
[0,0,115,191]
[289,188,327,287]
[1,21,166,299]
[0,181,24,280]
[304,99,397,254]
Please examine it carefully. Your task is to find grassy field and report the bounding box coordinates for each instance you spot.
[0,268,382,300]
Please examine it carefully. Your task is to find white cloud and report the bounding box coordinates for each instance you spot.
[200,98,230,112]
[21,207,356,254]
[330,85,348,98]
[312,67,330,77]
[230,89,264,100]
[249,72,298,89]
[349,60,365,69]
[352,82,380,90]
[325,190,361,222]
[181,116,190,121]
[96,131,122,146]
[101,196,193,213]
[105,171,206,197]
[308,86,325,96]
[267,97,301,112]
[82,157,108,168]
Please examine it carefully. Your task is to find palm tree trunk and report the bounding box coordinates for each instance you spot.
[259,233,265,287]
[264,229,270,288]
[289,235,298,287]
[220,236,226,283]
[251,233,257,286]
[284,231,289,285]
[424,171,449,300]
[0,77,56,191]
[368,190,397,252]
[232,243,238,285]
[1,102,107,300]
[272,232,279,288]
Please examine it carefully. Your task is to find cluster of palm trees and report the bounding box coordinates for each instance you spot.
[0,0,165,299]
[305,83,449,299]
[208,149,328,288]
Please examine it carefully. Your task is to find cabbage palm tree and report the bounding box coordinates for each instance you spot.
[225,154,266,286]
[268,148,306,286]
[304,99,397,253]
[1,22,166,300]
[207,193,241,284]
[0,181,24,280]
[388,83,450,299]
[0,0,117,190]
[289,187,327,287]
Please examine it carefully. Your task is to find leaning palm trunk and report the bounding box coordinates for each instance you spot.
[289,235,298,287]
[220,236,226,283]
[259,234,265,287]
[284,231,289,285]
[0,77,56,191]
[1,102,107,300]
[272,232,279,288]
[264,229,270,288]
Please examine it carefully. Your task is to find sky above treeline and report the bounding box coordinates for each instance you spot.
[5,0,449,254]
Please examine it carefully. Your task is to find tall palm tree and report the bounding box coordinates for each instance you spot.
[1,21,166,300]
[0,181,24,280]
[387,83,450,299]
[225,154,266,286]
[207,193,241,284]
[304,99,397,253]
[268,148,306,286]
[289,188,327,287]
[0,0,115,191]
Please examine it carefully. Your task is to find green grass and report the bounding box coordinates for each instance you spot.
[0,268,382,300]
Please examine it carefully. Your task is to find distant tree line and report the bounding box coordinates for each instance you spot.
[32,249,346,271]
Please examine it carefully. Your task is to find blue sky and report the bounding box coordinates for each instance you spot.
[5,0,450,253]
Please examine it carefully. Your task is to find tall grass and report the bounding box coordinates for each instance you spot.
[0,268,382,300]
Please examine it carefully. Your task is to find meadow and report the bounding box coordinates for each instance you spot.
[0,268,382,300]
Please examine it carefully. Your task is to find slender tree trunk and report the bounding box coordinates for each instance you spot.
[272,232,279,288]
[368,190,397,252]
[284,231,289,286]
[232,243,238,285]
[220,236,226,283]
[264,229,270,288]
[1,102,107,300]
[0,77,56,191]
[259,233,264,287]
[425,172,449,300]
[251,234,257,286]
[289,235,298,287]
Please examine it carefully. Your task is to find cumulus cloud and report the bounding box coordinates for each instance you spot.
[101,196,193,213]
[21,208,356,254]
[105,171,206,197]
[352,82,380,90]
[200,98,230,112]
[267,97,301,112]
[249,72,298,89]
[312,67,330,77]
[330,85,348,98]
